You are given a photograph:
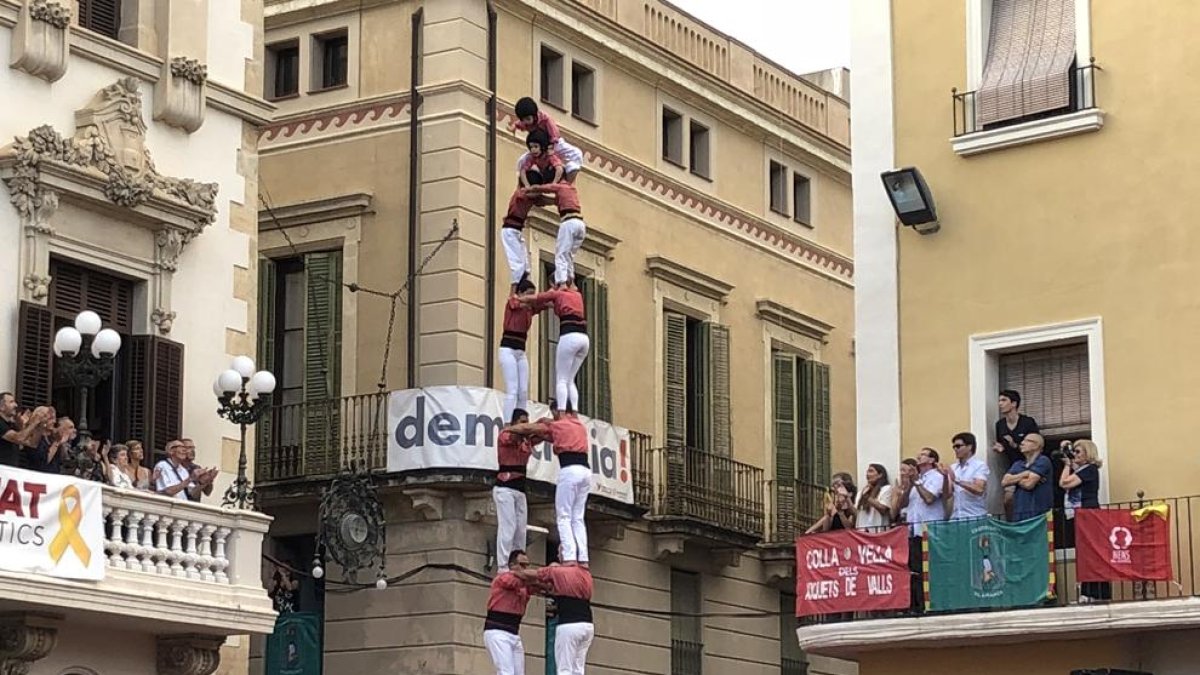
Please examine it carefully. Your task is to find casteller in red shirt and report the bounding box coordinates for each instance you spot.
[485,571,532,634]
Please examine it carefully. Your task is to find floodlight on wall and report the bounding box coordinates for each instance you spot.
[881,167,940,235]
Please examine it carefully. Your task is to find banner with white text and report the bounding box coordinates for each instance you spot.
[386,386,634,504]
[0,465,105,580]
[794,526,910,617]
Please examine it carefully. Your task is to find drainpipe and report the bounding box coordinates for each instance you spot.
[407,8,423,389]
[485,2,498,387]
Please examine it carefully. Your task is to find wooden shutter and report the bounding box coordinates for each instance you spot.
[538,262,559,402]
[303,251,342,474]
[663,312,688,447]
[256,258,278,465]
[79,0,121,40]
[48,259,133,332]
[1000,344,1090,436]
[798,360,831,484]
[977,0,1077,125]
[125,336,184,460]
[577,277,596,416]
[703,322,731,456]
[16,302,53,407]
[773,353,797,535]
[593,281,612,422]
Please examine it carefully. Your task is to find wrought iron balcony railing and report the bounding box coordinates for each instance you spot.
[952,59,1100,137]
[638,445,764,537]
[670,639,703,675]
[255,392,388,483]
[765,478,828,544]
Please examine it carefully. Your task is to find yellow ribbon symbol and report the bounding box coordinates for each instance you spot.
[1132,503,1170,522]
[48,485,91,567]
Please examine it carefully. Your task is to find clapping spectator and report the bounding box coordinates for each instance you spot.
[942,432,990,520]
[26,411,71,474]
[154,440,193,501]
[181,438,217,501]
[855,464,894,530]
[124,440,152,489]
[108,444,135,489]
[806,484,856,533]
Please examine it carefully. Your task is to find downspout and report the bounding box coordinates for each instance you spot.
[407,8,424,389]
[484,2,498,387]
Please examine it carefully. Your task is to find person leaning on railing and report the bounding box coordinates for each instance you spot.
[855,463,894,530]
[805,484,856,534]
[1059,439,1111,603]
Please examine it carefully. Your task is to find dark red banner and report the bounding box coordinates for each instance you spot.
[1076,507,1172,582]
[795,526,910,617]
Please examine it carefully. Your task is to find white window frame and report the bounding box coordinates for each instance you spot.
[956,0,1101,156]
[968,317,1108,508]
[655,93,717,186]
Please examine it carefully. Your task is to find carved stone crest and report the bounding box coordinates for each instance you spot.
[152,308,178,335]
[0,612,60,675]
[156,634,223,675]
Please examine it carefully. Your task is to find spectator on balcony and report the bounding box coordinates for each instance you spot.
[898,448,946,536]
[25,412,72,475]
[1059,439,1109,602]
[154,440,193,501]
[181,438,217,501]
[509,405,591,566]
[74,438,110,483]
[270,566,301,613]
[123,440,152,490]
[855,464,894,530]
[892,458,918,524]
[806,485,856,534]
[943,432,990,520]
[0,393,47,468]
[1001,433,1053,522]
[108,444,135,489]
[992,390,1039,466]
[485,550,537,675]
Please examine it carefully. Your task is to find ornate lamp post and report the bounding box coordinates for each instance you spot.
[53,310,122,472]
[214,355,275,510]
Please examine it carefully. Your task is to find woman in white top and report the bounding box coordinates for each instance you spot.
[108,444,135,489]
[855,463,895,530]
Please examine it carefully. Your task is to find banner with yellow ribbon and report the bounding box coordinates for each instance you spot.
[0,465,105,580]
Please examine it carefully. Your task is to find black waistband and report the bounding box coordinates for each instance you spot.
[557,452,589,468]
[484,610,523,634]
[560,211,582,221]
[500,331,527,350]
[502,222,525,231]
[496,476,527,490]
[499,463,527,473]
[560,314,584,324]
[554,596,593,624]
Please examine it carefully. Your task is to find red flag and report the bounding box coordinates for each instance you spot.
[1075,507,1172,582]
[794,527,910,617]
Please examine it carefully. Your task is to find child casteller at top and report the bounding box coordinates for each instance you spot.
[510,97,583,182]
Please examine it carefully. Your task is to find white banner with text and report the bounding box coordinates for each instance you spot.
[0,465,106,580]
[386,386,634,504]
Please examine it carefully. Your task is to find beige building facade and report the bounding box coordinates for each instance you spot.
[821,0,1200,673]
[0,0,275,674]
[254,0,854,673]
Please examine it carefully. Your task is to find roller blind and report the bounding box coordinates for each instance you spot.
[1000,343,1090,437]
[977,0,1077,126]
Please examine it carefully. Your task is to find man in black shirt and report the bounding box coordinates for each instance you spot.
[992,389,1040,467]
[0,392,22,467]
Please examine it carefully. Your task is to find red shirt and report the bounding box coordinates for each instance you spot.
[547,415,588,455]
[485,572,531,633]
[534,182,581,217]
[530,288,585,322]
[536,564,593,600]
[502,189,535,229]
[503,296,536,335]
[521,151,563,173]
[497,429,532,472]
[515,110,562,143]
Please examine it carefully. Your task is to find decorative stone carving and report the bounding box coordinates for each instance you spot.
[156,634,223,675]
[22,274,50,301]
[10,0,72,83]
[156,57,208,133]
[156,229,185,272]
[152,307,178,335]
[0,612,61,675]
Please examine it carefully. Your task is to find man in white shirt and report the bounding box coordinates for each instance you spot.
[153,440,192,501]
[944,432,990,520]
[898,447,945,614]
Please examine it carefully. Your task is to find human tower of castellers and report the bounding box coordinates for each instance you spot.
[484,97,594,675]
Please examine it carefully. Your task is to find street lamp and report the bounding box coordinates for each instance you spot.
[53,311,122,473]
[881,167,940,235]
[214,355,275,510]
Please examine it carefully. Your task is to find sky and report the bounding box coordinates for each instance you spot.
[668,0,850,75]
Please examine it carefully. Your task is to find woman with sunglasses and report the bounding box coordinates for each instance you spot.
[1060,439,1110,602]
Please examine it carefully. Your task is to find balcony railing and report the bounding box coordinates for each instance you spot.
[800,494,1200,627]
[782,657,809,675]
[629,431,655,510]
[256,392,388,482]
[0,486,275,637]
[639,445,764,537]
[765,479,828,544]
[670,639,703,675]
[952,60,1100,137]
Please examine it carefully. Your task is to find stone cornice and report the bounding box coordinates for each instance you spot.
[755,300,833,343]
[645,256,734,302]
[259,192,374,228]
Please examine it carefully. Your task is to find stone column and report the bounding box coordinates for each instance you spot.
[0,612,61,675]
[414,0,490,387]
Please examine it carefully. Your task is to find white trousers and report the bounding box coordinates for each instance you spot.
[493,486,528,571]
[554,218,587,286]
[554,622,594,675]
[555,333,590,412]
[498,347,529,422]
[516,138,584,175]
[556,464,591,563]
[484,629,526,675]
[501,227,529,285]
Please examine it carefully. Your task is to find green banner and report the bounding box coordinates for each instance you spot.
[265,612,322,675]
[925,514,1054,611]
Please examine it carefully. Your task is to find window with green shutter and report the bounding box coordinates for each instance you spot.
[303,251,343,475]
[772,350,832,486]
[537,262,611,420]
[663,312,731,454]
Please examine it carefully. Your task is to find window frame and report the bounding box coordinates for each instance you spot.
[662,107,685,168]
[688,119,711,180]
[656,94,718,184]
[571,59,598,125]
[267,40,301,101]
[792,170,812,227]
[764,150,820,231]
[539,45,567,111]
[312,29,350,92]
